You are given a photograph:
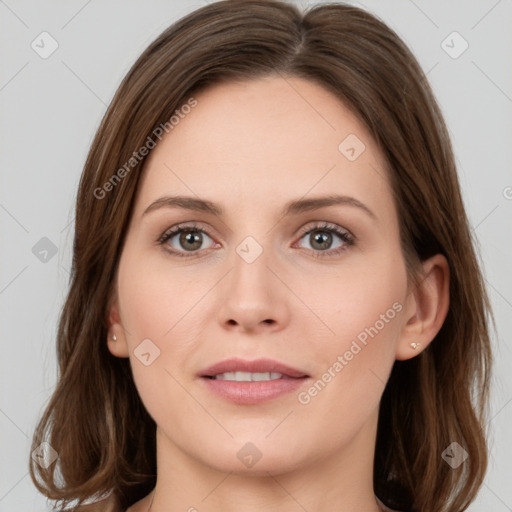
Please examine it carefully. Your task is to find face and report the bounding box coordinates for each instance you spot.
[110,75,412,475]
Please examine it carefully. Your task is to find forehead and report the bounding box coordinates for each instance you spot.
[136,75,393,220]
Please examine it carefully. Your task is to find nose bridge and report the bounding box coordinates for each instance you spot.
[230,235,274,305]
[216,233,288,332]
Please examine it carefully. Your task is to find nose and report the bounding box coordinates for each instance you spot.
[216,246,290,334]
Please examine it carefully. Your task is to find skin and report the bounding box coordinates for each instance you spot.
[107,75,449,512]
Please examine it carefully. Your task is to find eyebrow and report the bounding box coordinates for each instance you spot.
[143,194,376,220]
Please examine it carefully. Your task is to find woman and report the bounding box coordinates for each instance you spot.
[29,1,493,511]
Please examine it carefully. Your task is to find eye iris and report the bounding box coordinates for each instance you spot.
[311,231,332,250]
[180,230,202,251]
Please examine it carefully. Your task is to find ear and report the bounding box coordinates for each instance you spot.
[395,254,450,360]
[106,294,130,358]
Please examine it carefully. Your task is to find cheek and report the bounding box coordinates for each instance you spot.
[306,247,407,348]
[117,246,202,343]
[116,249,212,415]
[330,276,405,356]
[306,253,407,394]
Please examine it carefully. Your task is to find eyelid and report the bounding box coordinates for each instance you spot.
[157,221,212,244]
[295,220,355,241]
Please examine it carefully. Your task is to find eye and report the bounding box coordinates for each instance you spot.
[158,223,217,257]
[294,222,355,257]
[157,221,355,259]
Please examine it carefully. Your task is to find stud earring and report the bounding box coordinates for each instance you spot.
[111,334,117,342]
[410,342,420,350]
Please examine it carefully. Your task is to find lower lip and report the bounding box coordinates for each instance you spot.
[201,376,308,405]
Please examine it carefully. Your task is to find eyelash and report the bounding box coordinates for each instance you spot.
[157,221,355,259]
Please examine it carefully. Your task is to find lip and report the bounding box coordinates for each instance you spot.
[199,357,310,405]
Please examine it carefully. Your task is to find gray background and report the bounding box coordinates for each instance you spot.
[1,0,511,510]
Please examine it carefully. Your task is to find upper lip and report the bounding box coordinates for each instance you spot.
[199,358,309,378]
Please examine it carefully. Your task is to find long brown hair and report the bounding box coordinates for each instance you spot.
[29,1,493,511]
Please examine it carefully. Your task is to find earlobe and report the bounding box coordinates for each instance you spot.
[107,329,130,358]
[106,298,130,358]
[396,254,450,361]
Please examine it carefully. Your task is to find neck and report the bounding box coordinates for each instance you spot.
[141,410,383,512]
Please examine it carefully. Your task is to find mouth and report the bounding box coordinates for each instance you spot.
[199,358,310,404]
[205,371,290,382]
